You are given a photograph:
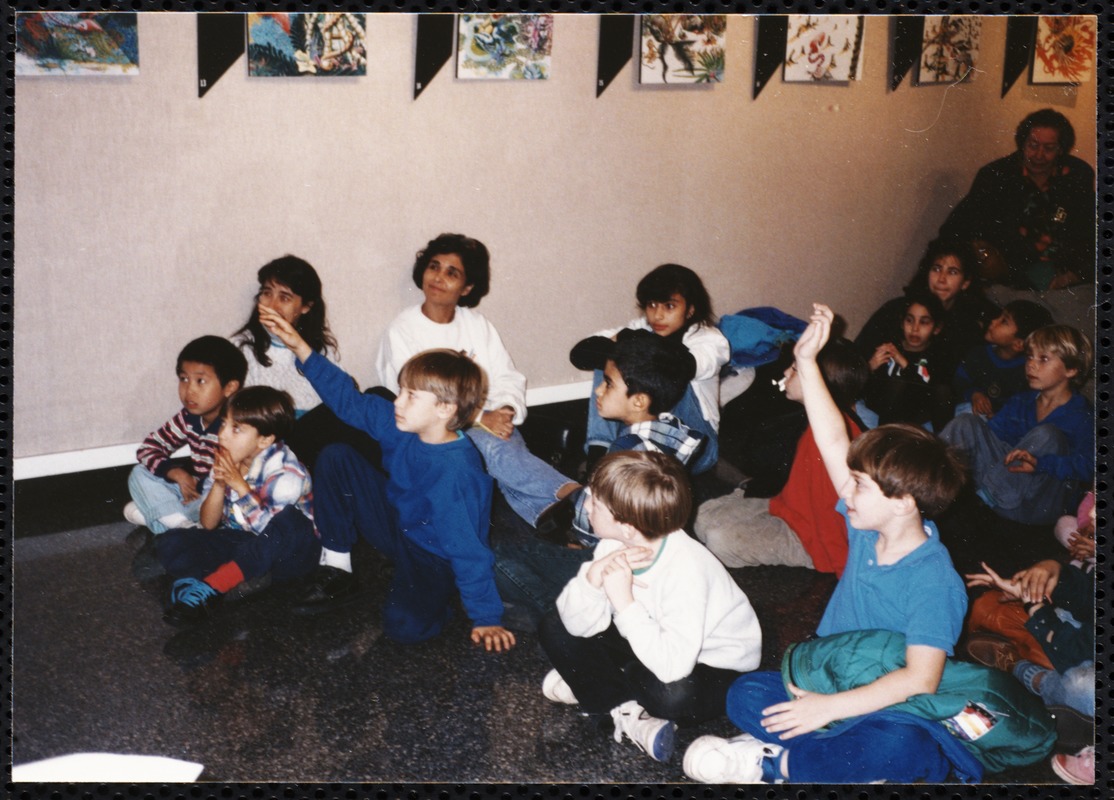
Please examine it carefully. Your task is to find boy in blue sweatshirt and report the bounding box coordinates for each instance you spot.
[942,324,1092,525]
[259,305,515,652]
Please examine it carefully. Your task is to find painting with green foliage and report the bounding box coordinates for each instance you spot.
[640,15,725,85]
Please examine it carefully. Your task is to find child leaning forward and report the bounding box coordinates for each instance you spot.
[156,386,321,626]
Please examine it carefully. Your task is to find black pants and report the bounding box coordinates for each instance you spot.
[537,609,741,724]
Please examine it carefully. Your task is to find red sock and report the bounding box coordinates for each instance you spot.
[204,561,245,594]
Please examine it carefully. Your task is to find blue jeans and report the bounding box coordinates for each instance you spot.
[725,671,968,783]
[492,534,591,623]
[127,463,203,534]
[1020,660,1094,717]
[538,610,741,722]
[313,443,460,644]
[155,506,320,584]
[584,369,718,475]
[940,414,1073,524]
[466,426,574,525]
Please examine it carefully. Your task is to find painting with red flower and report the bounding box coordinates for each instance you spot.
[783,15,864,83]
[1031,16,1095,85]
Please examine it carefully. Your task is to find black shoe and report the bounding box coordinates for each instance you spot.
[125,526,153,553]
[289,566,360,616]
[224,572,273,603]
[1049,705,1093,753]
[535,497,575,546]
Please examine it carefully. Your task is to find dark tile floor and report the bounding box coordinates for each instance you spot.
[11,398,1084,785]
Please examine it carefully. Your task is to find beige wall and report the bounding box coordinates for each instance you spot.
[14,13,1096,461]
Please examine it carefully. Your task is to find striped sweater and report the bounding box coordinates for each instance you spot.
[135,409,222,483]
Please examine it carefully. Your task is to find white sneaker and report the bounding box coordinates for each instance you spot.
[123,501,147,527]
[610,700,675,762]
[683,733,783,783]
[542,669,578,704]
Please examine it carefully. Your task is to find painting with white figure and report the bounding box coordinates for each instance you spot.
[783,15,864,82]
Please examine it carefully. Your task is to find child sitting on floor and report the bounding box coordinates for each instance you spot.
[538,451,761,763]
[694,336,868,576]
[261,302,515,652]
[493,328,703,628]
[941,324,1093,525]
[125,335,247,534]
[684,303,974,784]
[952,299,1053,418]
[156,386,321,626]
[571,263,729,475]
[859,287,950,429]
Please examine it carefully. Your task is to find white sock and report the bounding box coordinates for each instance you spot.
[319,548,352,572]
[158,512,196,530]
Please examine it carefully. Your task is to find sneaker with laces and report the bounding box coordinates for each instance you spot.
[123,501,148,528]
[541,669,578,704]
[163,577,221,627]
[683,733,783,784]
[610,700,675,762]
[965,633,1021,673]
[1051,745,1094,785]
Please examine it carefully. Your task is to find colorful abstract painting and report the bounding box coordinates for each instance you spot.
[783,15,864,82]
[15,12,138,76]
[248,14,366,77]
[1031,16,1096,85]
[916,16,980,84]
[456,14,553,80]
[639,15,726,85]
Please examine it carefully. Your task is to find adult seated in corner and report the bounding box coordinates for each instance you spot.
[938,108,1095,291]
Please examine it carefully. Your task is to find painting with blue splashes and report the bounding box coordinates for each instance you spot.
[456,14,552,81]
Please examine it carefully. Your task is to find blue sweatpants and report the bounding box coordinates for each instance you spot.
[313,443,458,644]
[156,505,320,584]
[725,671,963,783]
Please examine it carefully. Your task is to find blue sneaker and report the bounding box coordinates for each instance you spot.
[164,577,220,627]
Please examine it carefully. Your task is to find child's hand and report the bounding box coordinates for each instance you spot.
[166,467,200,503]
[1004,448,1037,473]
[792,304,833,364]
[211,448,249,495]
[586,546,652,589]
[600,552,637,611]
[1012,559,1061,605]
[479,407,515,439]
[471,625,516,652]
[1067,523,1096,561]
[964,561,1022,599]
[760,683,839,739]
[257,305,313,362]
[970,391,994,417]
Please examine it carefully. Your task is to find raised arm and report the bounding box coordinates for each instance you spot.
[793,304,851,492]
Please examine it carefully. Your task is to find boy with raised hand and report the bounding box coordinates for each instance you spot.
[259,304,515,652]
[539,450,761,764]
[126,335,247,535]
[684,303,973,784]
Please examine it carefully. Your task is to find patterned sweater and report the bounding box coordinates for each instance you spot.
[136,409,221,484]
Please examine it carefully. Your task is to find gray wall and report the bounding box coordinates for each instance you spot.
[15,13,1097,462]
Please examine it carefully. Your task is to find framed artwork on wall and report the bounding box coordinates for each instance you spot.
[639,14,726,85]
[1030,15,1096,85]
[916,15,980,85]
[15,12,139,76]
[456,14,553,80]
[783,15,864,83]
[247,13,367,77]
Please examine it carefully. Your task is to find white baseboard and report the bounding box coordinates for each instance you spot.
[14,381,594,480]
